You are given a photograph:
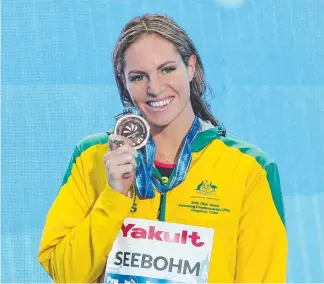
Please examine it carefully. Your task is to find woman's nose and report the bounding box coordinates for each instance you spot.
[147,75,164,97]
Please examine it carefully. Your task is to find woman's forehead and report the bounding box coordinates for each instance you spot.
[124,34,181,70]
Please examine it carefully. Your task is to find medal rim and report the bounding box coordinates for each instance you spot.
[114,114,150,150]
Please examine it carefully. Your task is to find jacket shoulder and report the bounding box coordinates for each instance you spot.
[220,133,275,169]
[76,133,109,153]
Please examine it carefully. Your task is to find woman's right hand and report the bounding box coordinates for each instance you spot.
[104,134,138,197]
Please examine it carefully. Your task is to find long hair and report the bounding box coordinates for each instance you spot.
[112,14,222,127]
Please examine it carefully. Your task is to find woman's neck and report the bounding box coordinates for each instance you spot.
[151,108,196,164]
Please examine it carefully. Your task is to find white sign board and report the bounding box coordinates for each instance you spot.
[104,218,214,283]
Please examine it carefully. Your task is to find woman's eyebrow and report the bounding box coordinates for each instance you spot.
[128,60,176,75]
[156,60,176,70]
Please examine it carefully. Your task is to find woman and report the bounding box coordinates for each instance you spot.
[38,14,287,283]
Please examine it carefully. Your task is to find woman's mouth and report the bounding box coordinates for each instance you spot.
[147,97,174,111]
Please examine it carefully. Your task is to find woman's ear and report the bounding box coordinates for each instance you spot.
[187,54,197,82]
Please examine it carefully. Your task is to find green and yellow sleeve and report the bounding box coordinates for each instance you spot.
[235,162,288,283]
[38,144,133,283]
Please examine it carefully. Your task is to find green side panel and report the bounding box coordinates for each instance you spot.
[264,163,286,227]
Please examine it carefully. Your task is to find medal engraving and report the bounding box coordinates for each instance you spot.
[114,113,150,149]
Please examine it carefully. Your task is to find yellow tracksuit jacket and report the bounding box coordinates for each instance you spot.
[38,127,288,283]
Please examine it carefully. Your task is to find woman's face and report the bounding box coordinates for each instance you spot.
[123,33,196,129]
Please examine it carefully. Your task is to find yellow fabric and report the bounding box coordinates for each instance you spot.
[38,132,287,283]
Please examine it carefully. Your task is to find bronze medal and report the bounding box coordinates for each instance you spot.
[114,110,150,150]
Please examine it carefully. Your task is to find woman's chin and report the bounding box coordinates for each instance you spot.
[146,116,174,130]
[148,120,171,129]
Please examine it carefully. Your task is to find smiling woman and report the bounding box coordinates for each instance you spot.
[38,14,288,283]
[124,34,195,129]
[112,15,220,128]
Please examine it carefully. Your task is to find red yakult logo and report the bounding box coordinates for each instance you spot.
[121,223,205,247]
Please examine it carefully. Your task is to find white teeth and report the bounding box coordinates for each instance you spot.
[149,98,172,108]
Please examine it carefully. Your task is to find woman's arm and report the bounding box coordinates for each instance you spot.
[235,162,288,283]
[38,144,133,283]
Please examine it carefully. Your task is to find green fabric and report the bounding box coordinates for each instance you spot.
[191,128,220,152]
[265,163,286,227]
[152,166,162,181]
[158,193,167,221]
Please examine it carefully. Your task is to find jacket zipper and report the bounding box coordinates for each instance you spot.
[158,193,166,221]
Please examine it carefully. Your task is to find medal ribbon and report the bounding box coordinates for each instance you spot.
[134,116,201,198]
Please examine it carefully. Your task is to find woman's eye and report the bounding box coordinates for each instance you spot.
[162,67,176,74]
[129,75,145,82]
